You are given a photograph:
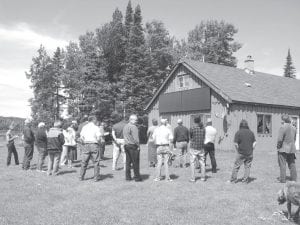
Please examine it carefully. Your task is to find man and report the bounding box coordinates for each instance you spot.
[112,115,127,171]
[173,119,189,168]
[277,114,297,183]
[35,122,47,172]
[204,118,217,173]
[189,117,206,182]
[229,120,256,184]
[22,118,35,170]
[123,114,142,182]
[153,118,174,181]
[76,115,89,156]
[79,116,101,182]
[6,124,19,166]
[47,120,65,176]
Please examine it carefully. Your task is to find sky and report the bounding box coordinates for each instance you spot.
[0,0,299,118]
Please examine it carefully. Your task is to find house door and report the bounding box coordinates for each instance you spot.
[291,116,300,150]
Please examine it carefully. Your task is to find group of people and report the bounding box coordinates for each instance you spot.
[5,113,298,184]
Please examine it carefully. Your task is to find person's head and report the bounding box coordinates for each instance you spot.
[177,118,183,126]
[206,118,212,126]
[281,114,291,123]
[8,124,14,130]
[81,115,89,123]
[129,114,138,125]
[38,122,45,129]
[152,118,158,126]
[160,118,167,126]
[53,120,62,128]
[239,119,249,129]
[194,116,201,124]
[88,116,97,124]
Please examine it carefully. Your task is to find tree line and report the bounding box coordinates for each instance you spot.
[26,1,242,126]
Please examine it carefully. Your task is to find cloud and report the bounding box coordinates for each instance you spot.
[0,22,68,49]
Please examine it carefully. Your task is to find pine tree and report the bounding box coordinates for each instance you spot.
[122,4,152,115]
[187,20,242,67]
[124,1,133,39]
[26,45,57,126]
[283,49,297,78]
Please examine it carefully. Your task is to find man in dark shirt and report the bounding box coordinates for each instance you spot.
[189,117,206,182]
[229,119,256,184]
[173,119,189,168]
[112,115,127,170]
[22,118,35,170]
[123,114,142,182]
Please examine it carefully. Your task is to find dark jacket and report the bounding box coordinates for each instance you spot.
[35,127,47,148]
[234,122,256,156]
[23,125,35,145]
[47,127,64,152]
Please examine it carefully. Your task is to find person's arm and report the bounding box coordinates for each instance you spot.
[277,127,284,149]
[186,128,189,143]
[233,132,239,150]
[58,133,65,146]
[173,128,177,145]
[6,132,17,142]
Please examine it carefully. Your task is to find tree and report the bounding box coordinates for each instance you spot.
[187,20,242,67]
[124,1,133,39]
[145,20,175,94]
[26,45,57,126]
[283,49,297,78]
[122,4,153,115]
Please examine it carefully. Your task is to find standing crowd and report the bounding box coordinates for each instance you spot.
[4,113,298,184]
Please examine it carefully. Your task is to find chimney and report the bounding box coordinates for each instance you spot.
[244,55,254,74]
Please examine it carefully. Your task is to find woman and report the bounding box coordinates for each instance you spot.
[65,123,77,168]
[35,122,47,171]
[147,119,158,167]
[6,124,19,166]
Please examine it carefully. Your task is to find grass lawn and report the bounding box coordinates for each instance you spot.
[0,140,299,225]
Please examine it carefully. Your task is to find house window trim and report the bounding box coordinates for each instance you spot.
[257,113,272,137]
[177,74,190,90]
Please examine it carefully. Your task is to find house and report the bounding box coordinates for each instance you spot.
[145,57,300,151]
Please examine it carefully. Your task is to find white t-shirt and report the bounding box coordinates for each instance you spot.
[204,125,217,144]
[80,122,101,143]
[152,125,173,145]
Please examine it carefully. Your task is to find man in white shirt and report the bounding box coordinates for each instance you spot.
[152,118,174,181]
[204,118,217,173]
[79,116,101,181]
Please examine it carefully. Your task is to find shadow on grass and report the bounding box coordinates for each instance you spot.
[280,210,300,224]
[100,157,112,161]
[140,174,150,180]
[236,177,257,184]
[57,170,77,175]
[170,174,179,180]
[84,173,114,181]
[206,168,220,173]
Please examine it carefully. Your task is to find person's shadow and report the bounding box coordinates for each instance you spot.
[57,170,77,175]
[140,174,150,181]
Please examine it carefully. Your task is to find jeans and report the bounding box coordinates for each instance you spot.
[176,141,188,167]
[231,153,253,180]
[112,139,126,170]
[204,143,217,172]
[7,142,19,166]
[124,144,141,180]
[22,144,34,170]
[190,148,205,180]
[47,152,61,175]
[80,144,100,180]
[156,146,171,179]
[278,152,297,182]
[36,146,47,170]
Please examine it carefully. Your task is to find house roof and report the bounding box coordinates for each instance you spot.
[145,59,300,110]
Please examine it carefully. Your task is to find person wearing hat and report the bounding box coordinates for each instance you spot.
[35,122,47,171]
[277,114,297,183]
[47,120,65,176]
[173,118,189,168]
[152,118,174,181]
[6,124,19,166]
[204,118,217,173]
[22,118,35,170]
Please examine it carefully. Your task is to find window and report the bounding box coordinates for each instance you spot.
[177,75,190,89]
[257,114,272,134]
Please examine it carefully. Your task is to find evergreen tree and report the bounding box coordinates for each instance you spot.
[122,4,152,115]
[124,1,133,39]
[187,20,242,67]
[283,49,297,78]
[26,45,57,126]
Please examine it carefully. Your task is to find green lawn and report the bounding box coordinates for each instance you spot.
[0,141,298,225]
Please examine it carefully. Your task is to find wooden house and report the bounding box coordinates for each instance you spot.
[145,58,300,151]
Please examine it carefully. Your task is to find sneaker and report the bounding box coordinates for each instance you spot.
[227,179,238,184]
[200,178,206,182]
[189,178,196,183]
[166,178,173,182]
[242,178,249,184]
